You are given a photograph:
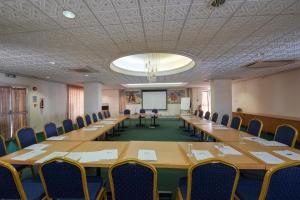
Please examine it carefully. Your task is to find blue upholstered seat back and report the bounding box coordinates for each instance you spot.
[63,119,73,133]
[230,117,241,130]
[85,115,92,126]
[40,161,85,199]
[107,111,111,117]
[198,110,203,118]
[221,114,229,126]
[274,125,296,146]
[211,112,218,123]
[193,110,197,116]
[92,113,98,122]
[111,163,154,200]
[103,111,108,118]
[76,116,85,129]
[98,112,103,120]
[152,109,158,114]
[190,163,237,200]
[17,128,36,148]
[265,165,300,200]
[44,123,58,138]
[0,136,6,157]
[124,109,131,115]
[247,119,262,136]
[204,111,210,120]
[140,109,146,114]
[0,165,21,199]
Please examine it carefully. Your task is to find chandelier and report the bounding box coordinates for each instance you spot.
[145,53,159,82]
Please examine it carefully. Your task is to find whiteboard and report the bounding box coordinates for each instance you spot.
[142,91,167,110]
[180,97,190,110]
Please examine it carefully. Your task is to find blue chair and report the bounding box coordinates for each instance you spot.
[85,114,92,126]
[16,127,37,149]
[103,111,108,118]
[39,157,106,200]
[177,159,239,200]
[247,119,263,137]
[107,110,111,118]
[211,112,218,123]
[98,112,104,120]
[193,110,197,116]
[230,116,242,130]
[63,119,74,133]
[236,161,300,200]
[152,109,158,114]
[109,159,158,200]
[92,113,98,122]
[76,116,85,129]
[198,110,203,118]
[221,114,229,126]
[140,108,146,114]
[274,124,298,147]
[204,111,210,120]
[0,160,45,200]
[124,109,131,115]
[44,122,59,139]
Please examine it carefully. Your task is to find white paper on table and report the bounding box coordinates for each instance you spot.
[259,141,287,147]
[12,150,46,161]
[79,149,118,163]
[213,127,229,130]
[193,122,212,125]
[100,149,118,160]
[82,127,98,131]
[47,136,65,141]
[138,150,157,161]
[92,125,105,128]
[244,137,263,142]
[104,118,117,121]
[35,152,69,163]
[65,152,83,161]
[250,152,284,164]
[212,124,224,127]
[25,144,50,150]
[214,145,242,155]
[273,150,300,161]
[192,150,214,160]
[101,121,116,125]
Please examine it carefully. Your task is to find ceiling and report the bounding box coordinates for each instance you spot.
[0,0,300,86]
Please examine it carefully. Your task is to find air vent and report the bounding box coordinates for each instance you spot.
[243,60,296,69]
[69,66,98,73]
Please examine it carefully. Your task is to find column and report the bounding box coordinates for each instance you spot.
[84,82,102,114]
[210,79,232,122]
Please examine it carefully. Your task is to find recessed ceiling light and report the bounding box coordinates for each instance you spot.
[84,74,89,77]
[122,82,188,88]
[49,61,55,65]
[45,76,51,79]
[63,10,76,19]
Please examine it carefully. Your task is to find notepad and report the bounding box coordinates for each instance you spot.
[259,141,287,147]
[12,150,46,161]
[47,136,65,140]
[92,125,105,128]
[250,152,284,164]
[138,150,157,161]
[25,144,50,150]
[82,127,98,131]
[213,127,229,130]
[79,149,118,163]
[214,145,242,155]
[35,152,69,163]
[273,150,300,161]
[101,121,116,125]
[192,150,214,160]
[104,118,117,121]
[193,122,212,125]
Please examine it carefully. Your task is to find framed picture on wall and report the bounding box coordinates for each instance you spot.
[167,90,186,104]
[125,91,141,104]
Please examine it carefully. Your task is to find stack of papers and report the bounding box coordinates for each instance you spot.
[273,150,300,161]
[25,144,50,150]
[192,150,214,160]
[82,127,98,131]
[92,125,104,128]
[138,150,157,161]
[104,118,117,121]
[47,136,65,141]
[194,122,212,125]
[12,150,46,161]
[35,152,69,163]
[65,149,118,163]
[214,145,242,155]
[244,137,287,147]
[250,152,284,164]
[101,121,116,125]
[213,127,229,130]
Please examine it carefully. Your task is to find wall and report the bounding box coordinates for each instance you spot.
[0,73,67,132]
[102,89,119,117]
[232,68,300,118]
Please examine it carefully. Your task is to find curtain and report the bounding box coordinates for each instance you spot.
[119,89,126,113]
[0,87,11,139]
[11,88,27,137]
[67,85,84,121]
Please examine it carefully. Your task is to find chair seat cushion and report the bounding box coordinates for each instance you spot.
[236,176,263,200]
[178,177,187,200]
[22,178,45,200]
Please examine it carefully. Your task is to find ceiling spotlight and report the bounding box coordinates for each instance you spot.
[84,74,89,77]
[63,10,76,19]
[211,0,226,7]
[49,61,55,65]
[45,76,51,79]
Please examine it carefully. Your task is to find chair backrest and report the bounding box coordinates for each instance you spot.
[107,111,111,118]
[204,111,210,120]
[230,116,242,130]
[198,110,203,118]
[0,135,7,157]
[187,159,239,200]
[221,114,230,126]
[76,116,85,129]
[109,159,157,200]
[92,113,98,122]
[124,109,131,115]
[193,110,197,116]
[140,109,146,114]
[0,161,27,199]
[44,122,59,139]
[85,114,92,126]
[63,119,74,133]
[103,111,108,118]
[247,119,263,137]
[258,161,300,200]
[16,127,37,149]
[211,112,218,123]
[274,124,298,147]
[98,112,103,120]
[39,157,90,199]
[152,109,158,114]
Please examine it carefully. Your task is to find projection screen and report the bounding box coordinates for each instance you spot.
[142,90,167,110]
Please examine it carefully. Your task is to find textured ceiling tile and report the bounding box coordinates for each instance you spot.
[117,8,141,23]
[142,6,164,22]
[165,5,189,20]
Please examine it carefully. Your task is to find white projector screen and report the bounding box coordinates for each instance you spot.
[142,90,167,110]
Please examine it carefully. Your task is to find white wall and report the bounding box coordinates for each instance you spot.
[84,83,102,114]
[232,68,300,118]
[102,89,119,117]
[0,73,67,132]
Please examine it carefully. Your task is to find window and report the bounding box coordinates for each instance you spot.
[67,85,84,121]
[202,91,211,114]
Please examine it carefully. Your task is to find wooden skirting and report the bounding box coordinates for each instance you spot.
[232,112,300,141]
